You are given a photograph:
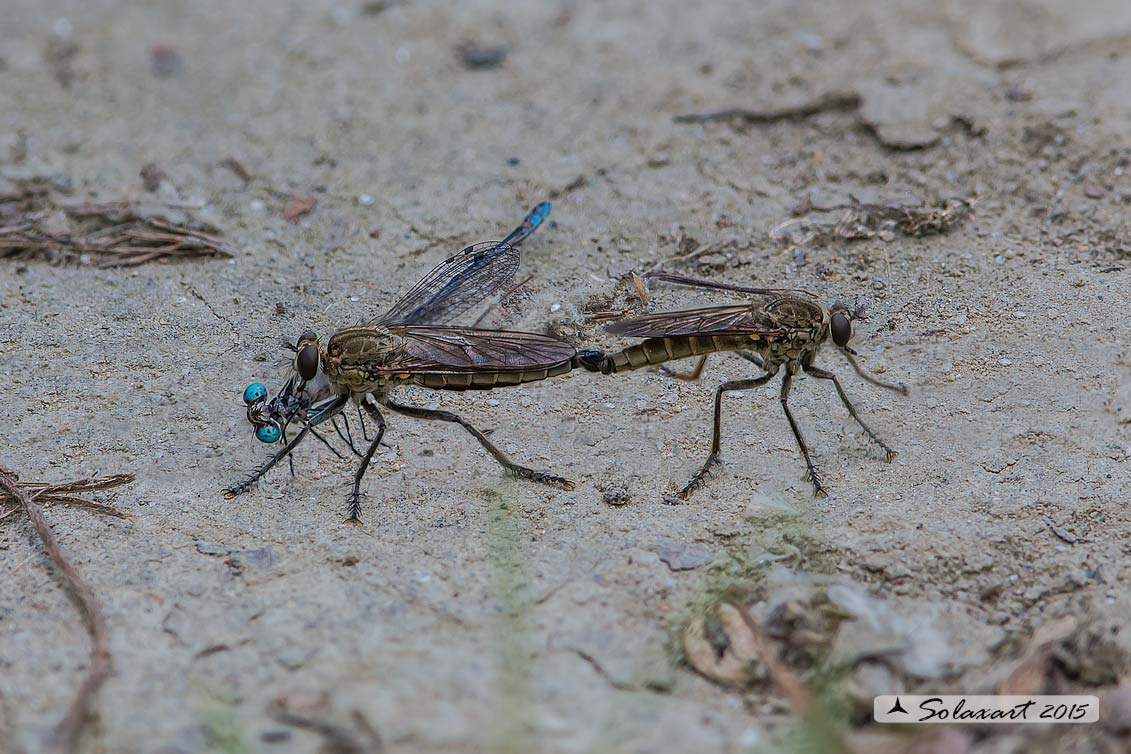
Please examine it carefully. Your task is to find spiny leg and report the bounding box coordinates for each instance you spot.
[678,372,776,500]
[224,396,349,498]
[803,364,897,462]
[345,402,387,525]
[779,373,827,498]
[382,398,575,491]
[660,355,708,382]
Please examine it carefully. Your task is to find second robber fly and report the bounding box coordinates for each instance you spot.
[577,273,908,500]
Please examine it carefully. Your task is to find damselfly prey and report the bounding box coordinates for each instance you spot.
[576,273,907,499]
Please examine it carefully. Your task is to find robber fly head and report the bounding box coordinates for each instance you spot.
[292,330,321,383]
[826,301,868,351]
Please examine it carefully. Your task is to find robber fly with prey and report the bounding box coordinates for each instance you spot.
[241,201,553,458]
[576,272,908,499]
[226,201,599,524]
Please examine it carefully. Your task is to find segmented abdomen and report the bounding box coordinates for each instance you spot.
[413,361,573,391]
[603,335,757,373]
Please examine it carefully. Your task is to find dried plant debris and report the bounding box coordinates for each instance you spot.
[772,197,975,248]
[0,465,132,754]
[0,185,234,266]
[682,572,1131,752]
[0,471,133,525]
[674,91,862,126]
[267,692,384,754]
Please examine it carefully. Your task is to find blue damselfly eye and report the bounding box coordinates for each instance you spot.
[243,383,267,405]
[256,423,282,443]
[256,422,282,445]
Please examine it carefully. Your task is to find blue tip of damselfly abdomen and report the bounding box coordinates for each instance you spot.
[243,383,267,405]
[256,423,282,443]
[528,201,551,229]
[501,201,551,247]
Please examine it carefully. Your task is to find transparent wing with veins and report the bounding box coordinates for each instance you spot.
[374,240,520,326]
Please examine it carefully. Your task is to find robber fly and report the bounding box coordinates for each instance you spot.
[576,272,908,499]
[225,202,598,524]
[240,201,554,456]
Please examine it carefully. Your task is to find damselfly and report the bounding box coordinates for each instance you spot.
[576,273,907,499]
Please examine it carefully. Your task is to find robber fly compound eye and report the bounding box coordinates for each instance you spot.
[243,383,268,405]
[255,422,282,444]
[830,312,852,348]
[296,344,320,382]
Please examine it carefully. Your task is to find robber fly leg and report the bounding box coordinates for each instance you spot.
[308,425,346,460]
[678,372,776,500]
[330,415,362,457]
[660,355,708,382]
[280,425,296,477]
[224,395,349,498]
[382,399,575,491]
[357,402,370,442]
[735,351,766,370]
[803,364,897,462]
[779,372,828,498]
[344,402,387,525]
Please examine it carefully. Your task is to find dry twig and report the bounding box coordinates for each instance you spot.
[675,92,862,126]
[267,696,384,754]
[0,465,133,754]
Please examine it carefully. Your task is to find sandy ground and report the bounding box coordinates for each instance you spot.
[2,1,1130,752]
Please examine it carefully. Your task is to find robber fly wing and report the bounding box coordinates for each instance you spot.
[374,240,520,326]
[605,304,785,338]
[377,326,576,374]
[644,272,818,299]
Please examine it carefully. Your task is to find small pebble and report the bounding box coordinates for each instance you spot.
[1013,311,1026,319]
[358,194,375,206]
[459,44,507,69]
[656,541,715,571]
[550,303,562,312]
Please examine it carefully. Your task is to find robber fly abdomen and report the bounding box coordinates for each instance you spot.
[411,361,574,390]
[591,334,763,373]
